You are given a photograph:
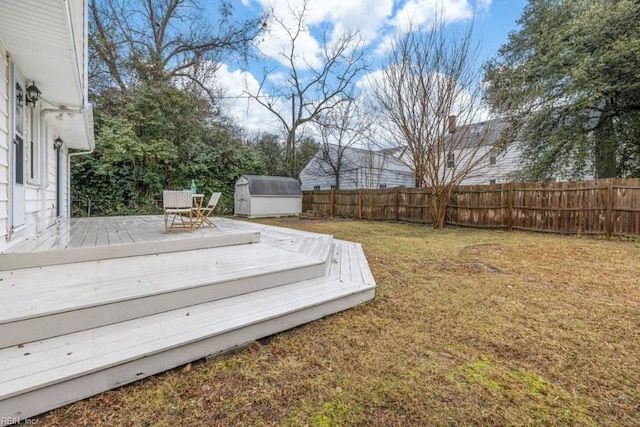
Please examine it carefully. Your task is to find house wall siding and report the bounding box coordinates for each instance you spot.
[0,45,8,243]
[458,144,523,185]
[0,50,66,252]
[300,146,415,191]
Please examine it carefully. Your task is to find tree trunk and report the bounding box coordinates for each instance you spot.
[594,116,617,178]
[285,128,296,177]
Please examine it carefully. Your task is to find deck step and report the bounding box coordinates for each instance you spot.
[0,275,375,423]
[0,241,330,348]
[0,228,260,271]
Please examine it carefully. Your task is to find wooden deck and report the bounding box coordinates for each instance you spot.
[0,216,260,270]
[0,216,376,425]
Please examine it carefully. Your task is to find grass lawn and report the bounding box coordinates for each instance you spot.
[41,219,640,426]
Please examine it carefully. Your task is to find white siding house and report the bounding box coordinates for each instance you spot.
[300,144,415,190]
[443,117,594,185]
[301,119,593,191]
[0,0,94,253]
[446,118,522,186]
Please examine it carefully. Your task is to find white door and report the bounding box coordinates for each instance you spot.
[10,64,25,228]
[235,183,250,215]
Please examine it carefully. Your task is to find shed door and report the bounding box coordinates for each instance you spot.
[235,184,250,215]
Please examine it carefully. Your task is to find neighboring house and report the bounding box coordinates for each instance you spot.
[299,144,415,190]
[444,117,522,186]
[444,117,594,185]
[0,0,94,252]
[301,118,594,191]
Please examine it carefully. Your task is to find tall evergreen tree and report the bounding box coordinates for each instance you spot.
[484,0,640,179]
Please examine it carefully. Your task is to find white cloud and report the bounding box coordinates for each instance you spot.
[303,0,394,43]
[254,1,323,70]
[249,0,393,68]
[246,0,491,65]
[392,0,474,31]
[215,64,285,135]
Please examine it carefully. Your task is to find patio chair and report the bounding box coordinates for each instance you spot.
[163,190,196,232]
[196,192,221,228]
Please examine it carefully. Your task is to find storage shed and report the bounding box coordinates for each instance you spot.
[234,175,302,217]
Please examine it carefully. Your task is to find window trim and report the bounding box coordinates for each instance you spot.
[27,107,41,185]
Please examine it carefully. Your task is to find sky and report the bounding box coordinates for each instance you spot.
[214,0,528,138]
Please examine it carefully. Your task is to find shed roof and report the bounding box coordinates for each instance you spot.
[239,175,302,196]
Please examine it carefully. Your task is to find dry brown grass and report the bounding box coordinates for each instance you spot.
[39,219,640,426]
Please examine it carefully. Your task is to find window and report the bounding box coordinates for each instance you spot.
[313,185,320,190]
[330,184,336,189]
[322,147,329,161]
[489,179,496,185]
[447,153,455,168]
[13,82,25,185]
[489,155,497,165]
[28,108,40,184]
[379,184,387,189]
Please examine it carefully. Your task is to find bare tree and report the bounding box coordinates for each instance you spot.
[368,13,504,228]
[360,143,389,220]
[89,0,263,98]
[309,96,372,189]
[245,0,368,178]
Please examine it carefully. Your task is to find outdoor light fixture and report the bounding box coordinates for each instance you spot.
[15,83,24,107]
[53,137,63,150]
[26,83,41,106]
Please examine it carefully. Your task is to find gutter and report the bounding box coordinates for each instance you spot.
[62,0,84,103]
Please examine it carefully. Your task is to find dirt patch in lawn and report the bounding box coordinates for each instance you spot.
[39,218,640,426]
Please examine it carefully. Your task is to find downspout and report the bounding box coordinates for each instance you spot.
[67,106,95,217]
[39,107,95,229]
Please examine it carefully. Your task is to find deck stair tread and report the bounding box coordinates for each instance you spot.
[0,227,260,271]
[0,243,326,324]
[329,240,376,285]
[215,218,324,241]
[0,276,374,400]
[264,235,334,262]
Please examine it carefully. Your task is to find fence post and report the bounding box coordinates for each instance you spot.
[507,183,513,231]
[606,180,613,237]
[330,189,335,218]
[395,188,400,221]
[358,190,363,220]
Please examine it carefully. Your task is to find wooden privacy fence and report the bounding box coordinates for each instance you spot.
[302,178,640,237]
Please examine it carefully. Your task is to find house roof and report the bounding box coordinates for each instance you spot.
[445,117,509,150]
[0,0,94,150]
[238,175,302,196]
[316,144,413,173]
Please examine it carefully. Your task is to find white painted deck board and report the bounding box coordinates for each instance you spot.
[0,243,322,323]
[2,216,231,255]
[0,277,374,399]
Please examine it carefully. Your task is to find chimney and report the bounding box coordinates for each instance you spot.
[448,115,457,134]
